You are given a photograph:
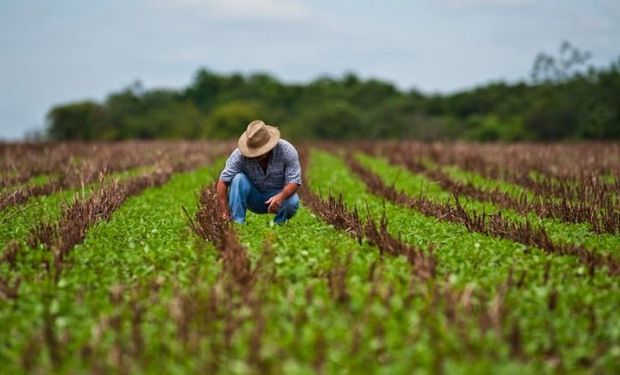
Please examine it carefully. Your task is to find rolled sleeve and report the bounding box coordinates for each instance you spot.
[284,146,302,186]
[219,149,242,183]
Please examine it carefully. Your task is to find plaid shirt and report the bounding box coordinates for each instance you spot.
[219,139,302,193]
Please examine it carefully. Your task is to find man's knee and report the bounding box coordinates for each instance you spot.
[282,193,300,214]
[231,173,250,187]
[229,173,251,194]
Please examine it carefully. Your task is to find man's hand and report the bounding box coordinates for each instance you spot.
[216,180,231,221]
[265,193,284,213]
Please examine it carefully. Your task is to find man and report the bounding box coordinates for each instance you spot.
[217,120,301,224]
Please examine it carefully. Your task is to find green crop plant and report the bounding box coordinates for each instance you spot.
[0,174,54,195]
[355,152,620,256]
[1,142,619,374]
[0,161,225,372]
[307,149,620,372]
[213,208,526,373]
[0,165,155,249]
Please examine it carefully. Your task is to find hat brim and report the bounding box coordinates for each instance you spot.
[238,125,280,158]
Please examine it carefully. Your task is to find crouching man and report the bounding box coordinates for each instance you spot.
[217,120,301,224]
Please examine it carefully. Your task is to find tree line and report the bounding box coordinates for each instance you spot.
[47,42,620,141]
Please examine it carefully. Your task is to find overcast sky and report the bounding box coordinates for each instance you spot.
[1,0,619,140]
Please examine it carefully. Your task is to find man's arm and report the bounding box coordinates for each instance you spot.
[218,149,243,221]
[265,183,299,213]
[216,180,230,220]
[266,142,303,213]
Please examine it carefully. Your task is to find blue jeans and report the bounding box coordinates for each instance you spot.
[228,173,299,224]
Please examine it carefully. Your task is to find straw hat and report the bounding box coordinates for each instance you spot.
[238,120,280,158]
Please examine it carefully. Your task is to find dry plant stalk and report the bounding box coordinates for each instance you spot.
[344,153,620,277]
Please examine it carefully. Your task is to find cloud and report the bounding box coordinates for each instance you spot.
[163,0,318,22]
[436,0,536,10]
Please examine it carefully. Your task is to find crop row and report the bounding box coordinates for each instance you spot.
[306,148,620,371]
[377,146,620,235]
[0,147,530,373]
[1,142,619,373]
[0,141,230,211]
[351,149,620,254]
[189,164,536,372]
[297,147,436,279]
[343,151,620,277]
[0,158,227,372]
[1,144,226,295]
[358,141,620,211]
[368,141,620,181]
[0,141,229,180]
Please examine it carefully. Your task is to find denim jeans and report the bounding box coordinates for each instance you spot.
[228,173,299,224]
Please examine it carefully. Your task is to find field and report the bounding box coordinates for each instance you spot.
[1,141,619,374]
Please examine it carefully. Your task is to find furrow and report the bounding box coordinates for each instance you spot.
[382,149,620,235]
[345,152,620,277]
[1,150,226,298]
[306,148,620,372]
[0,160,226,371]
[0,141,229,212]
[298,147,436,279]
[355,151,620,255]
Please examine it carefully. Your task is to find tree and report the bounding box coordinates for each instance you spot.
[45,49,620,142]
[531,41,592,84]
[126,101,205,139]
[185,68,225,111]
[203,101,265,139]
[47,101,103,140]
[301,101,364,139]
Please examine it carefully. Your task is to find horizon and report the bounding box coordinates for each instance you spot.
[2,0,619,140]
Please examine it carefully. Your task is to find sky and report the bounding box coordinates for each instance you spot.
[1,0,619,140]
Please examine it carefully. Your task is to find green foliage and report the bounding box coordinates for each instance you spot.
[357,152,620,257]
[46,43,620,141]
[47,101,104,140]
[0,166,149,248]
[308,150,620,372]
[0,162,225,372]
[300,101,364,139]
[464,115,527,141]
[203,100,266,139]
[127,100,204,139]
[2,149,620,372]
